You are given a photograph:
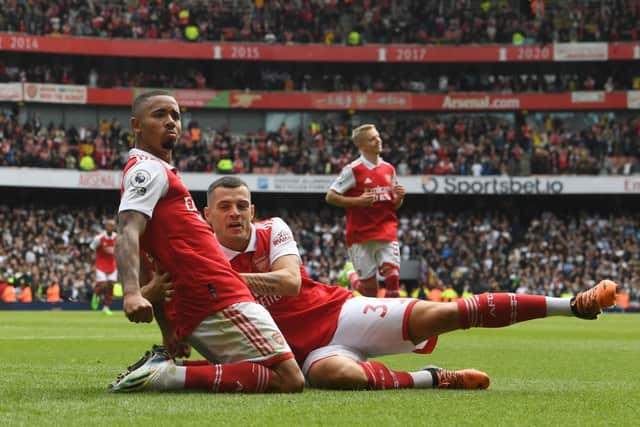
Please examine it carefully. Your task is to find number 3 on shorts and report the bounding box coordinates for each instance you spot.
[363,304,388,318]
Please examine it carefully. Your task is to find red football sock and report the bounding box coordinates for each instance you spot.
[381,264,400,297]
[383,275,400,297]
[358,361,414,390]
[103,284,113,307]
[359,280,379,297]
[456,293,547,329]
[185,362,272,393]
[348,271,361,291]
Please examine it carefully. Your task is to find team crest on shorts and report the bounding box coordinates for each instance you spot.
[271,331,285,346]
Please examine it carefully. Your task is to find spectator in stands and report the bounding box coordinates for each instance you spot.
[1,1,639,43]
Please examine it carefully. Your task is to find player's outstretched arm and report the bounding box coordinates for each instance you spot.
[116,210,153,323]
[240,254,301,296]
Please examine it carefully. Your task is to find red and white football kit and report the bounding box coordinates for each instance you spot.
[90,231,117,282]
[119,148,293,366]
[329,155,401,280]
[217,217,437,374]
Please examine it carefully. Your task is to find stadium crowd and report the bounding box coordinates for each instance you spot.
[1,202,638,305]
[2,60,640,94]
[1,109,638,175]
[1,0,639,44]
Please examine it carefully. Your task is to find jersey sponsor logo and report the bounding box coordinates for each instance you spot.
[256,294,282,308]
[272,229,292,247]
[130,169,151,195]
[369,186,392,202]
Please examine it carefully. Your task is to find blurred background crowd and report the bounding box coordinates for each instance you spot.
[1,0,639,44]
[1,108,639,175]
[1,201,638,305]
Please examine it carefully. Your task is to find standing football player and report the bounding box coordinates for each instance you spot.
[90,219,117,315]
[326,124,405,297]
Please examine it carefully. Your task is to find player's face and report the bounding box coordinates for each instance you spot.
[204,186,255,251]
[131,95,181,161]
[357,127,382,156]
[105,220,115,235]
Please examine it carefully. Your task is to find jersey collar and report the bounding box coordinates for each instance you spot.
[359,154,381,169]
[215,223,257,261]
[129,148,176,171]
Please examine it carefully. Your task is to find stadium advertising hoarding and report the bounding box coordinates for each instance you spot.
[0,169,638,195]
[419,176,640,195]
[22,83,87,104]
[132,88,229,108]
[2,33,639,63]
[0,83,22,101]
[553,42,608,61]
[627,91,640,109]
[7,84,634,111]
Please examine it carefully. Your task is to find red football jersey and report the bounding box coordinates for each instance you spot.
[330,156,399,246]
[219,218,352,365]
[119,149,254,340]
[91,232,117,273]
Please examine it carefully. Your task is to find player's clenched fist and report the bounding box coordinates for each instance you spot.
[123,293,154,323]
[358,191,377,207]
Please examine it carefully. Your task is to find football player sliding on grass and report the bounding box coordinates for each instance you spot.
[110,176,618,393]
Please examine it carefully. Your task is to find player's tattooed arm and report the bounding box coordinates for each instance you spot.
[240,254,301,296]
[115,210,148,297]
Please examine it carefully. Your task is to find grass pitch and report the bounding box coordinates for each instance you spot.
[0,311,638,427]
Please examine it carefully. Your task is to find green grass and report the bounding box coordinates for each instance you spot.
[0,312,638,427]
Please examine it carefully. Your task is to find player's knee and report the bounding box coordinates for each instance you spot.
[272,360,304,393]
[327,363,366,386]
[278,370,305,393]
[309,358,368,389]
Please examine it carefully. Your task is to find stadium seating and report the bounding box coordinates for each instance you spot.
[1,111,638,175]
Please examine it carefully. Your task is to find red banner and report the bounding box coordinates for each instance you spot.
[87,88,131,105]
[2,33,639,62]
[79,88,631,111]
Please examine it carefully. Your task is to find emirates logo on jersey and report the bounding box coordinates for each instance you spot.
[370,186,392,202]
[272,229,292,247]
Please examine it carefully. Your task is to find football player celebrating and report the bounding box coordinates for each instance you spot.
[115,176,617,392]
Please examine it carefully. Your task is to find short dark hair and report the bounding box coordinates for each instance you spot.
[207,176,249,199]
[132,90,172,117]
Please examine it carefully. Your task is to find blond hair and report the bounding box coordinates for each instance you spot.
[351,124,376,143]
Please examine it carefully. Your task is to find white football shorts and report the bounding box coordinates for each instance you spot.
[348,240,400,280]
[302,296,438,375]
[187,301,294,367]
[96,269,118,283]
